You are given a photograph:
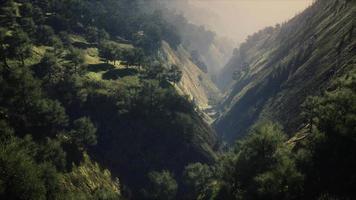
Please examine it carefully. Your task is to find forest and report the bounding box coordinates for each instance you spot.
[0,0,355,200]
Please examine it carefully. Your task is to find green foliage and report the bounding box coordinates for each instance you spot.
[58,31,72,47]
[31,98,68,138]
[143,170,178,200]
[167,64,183,85]
[35,51,63,84]
[70,117,97,148]
[18,17,36,38]
[86,26,109,44]
[38,138,67,171]
[217,122,303,200]
[0,27,10,67]
[142,61,166,80]
[0,1,218,199]
[0,135,64,200]
[1,0,353,199]
[0,139,45,200]
[98,40,144,67]
[0,120,14,141]
[36,25,56,46]
[183,163,215,200]
[121,48,145,67]
[0,0,17,28]
[61,153,121,200]
[98,41,122,64]
[66,48,85,74]
[19,3,34,18]
[0,63,68,138]
[298,72,356,198]
[6,29,32,66]
[208,72,356,200]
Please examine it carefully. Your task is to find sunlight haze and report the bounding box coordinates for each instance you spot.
[184,0,315,43]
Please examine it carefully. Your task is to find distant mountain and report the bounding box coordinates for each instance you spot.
[215,0,355,143]
[162,0,235,77]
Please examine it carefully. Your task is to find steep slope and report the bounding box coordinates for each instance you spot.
[215,0,356,142]
[160,41,221,110]
[161,2,234,78]
[0,0,221,199]
[64,38,220,198]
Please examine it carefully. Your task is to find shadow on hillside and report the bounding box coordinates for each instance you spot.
[72,41,96,49]
[88,63,116,72]
[102,68,138,80]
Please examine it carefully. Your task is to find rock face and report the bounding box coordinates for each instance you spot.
[160,41,221,110]
[215,0,356,143]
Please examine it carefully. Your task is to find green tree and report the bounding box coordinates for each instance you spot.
[299,72,356,199]
[122,48,145,68]
[30,98,68,138]
[19,18,36,38]
[61,153,121,200]
[144,170,178,200]
[219,122,303,200]
[143,61,166,80]
[183,163,214,200]
[58,31,72,47]
[37,138,67,171]
[0,0,17,28]
[70,117,97,149]
[86,26,109,44]
[32,5,45,24]
[1,61,68,139]
[51,36,64,53]
[134,23,162,53]
[66,48,85,74]
[0,132,65,200]
[0,28,9,68]
[7,29,32,66]
[36,52,63,85]
[36,25,55,45]
[99,41,118,64]
[98,29,110,44]
[121,49,134,67]
[113,47,122,66]
[19,3,34,18]
[167,64,183,85]
[86,26,99,43]
[0,137,46,200]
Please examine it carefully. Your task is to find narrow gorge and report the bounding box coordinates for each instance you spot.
[0,0,355,199]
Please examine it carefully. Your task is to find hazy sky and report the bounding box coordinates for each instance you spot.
[184,0,315,43]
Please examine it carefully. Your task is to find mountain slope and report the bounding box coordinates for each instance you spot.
[160,41,221,110]
[52,36,220,198]
[215,0,356,142]
[0,0,220,199]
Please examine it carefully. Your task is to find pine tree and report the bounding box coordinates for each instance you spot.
[167,65,183,85]
[8,29,32,66]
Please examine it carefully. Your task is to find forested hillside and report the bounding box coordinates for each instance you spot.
[215,0,355,142]
[200,1,355,198]
[0,0,219,199]
[1,0,355,199]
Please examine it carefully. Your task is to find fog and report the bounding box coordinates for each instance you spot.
[174,0,315,44]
